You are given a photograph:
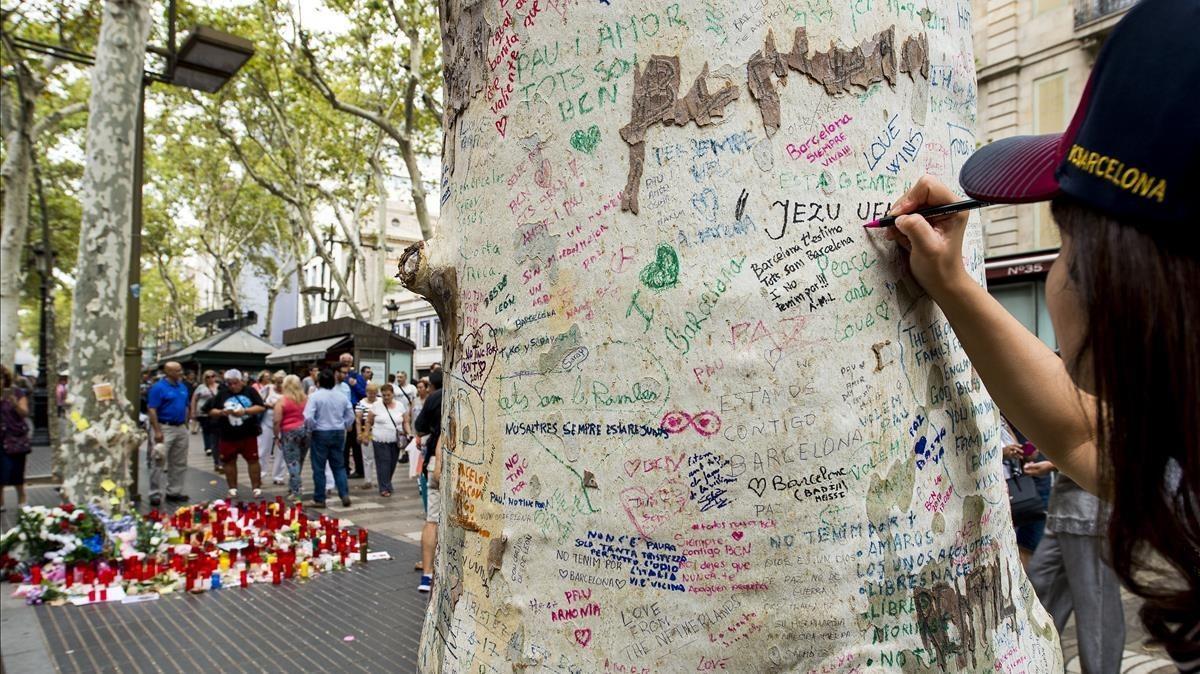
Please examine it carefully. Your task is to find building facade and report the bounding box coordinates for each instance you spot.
[363,172,443,378]
[973,0,1137,348]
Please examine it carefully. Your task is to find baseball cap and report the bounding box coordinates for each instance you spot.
[959,0,1199,227]
[223,369,243,381]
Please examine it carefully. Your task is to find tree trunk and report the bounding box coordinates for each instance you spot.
[62,0,151,509]
[371,157,389,324]
[0,93,34,369]
[414,2,1062,671]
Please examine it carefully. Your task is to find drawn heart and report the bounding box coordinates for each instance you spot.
[495,116,508,137]
[570,124,601,154]
[573,628,592,647]
[559,569,568,579]
[624,458,642,477]
[690,411,722,437]
[748,477,767,498]
[731,531,744,541]
[639,244,680,291]
[458,323,498,398]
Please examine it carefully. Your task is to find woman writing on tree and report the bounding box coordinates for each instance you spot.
[881,0,1197,665]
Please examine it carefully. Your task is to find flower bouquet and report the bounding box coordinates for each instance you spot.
[2,498,373,606]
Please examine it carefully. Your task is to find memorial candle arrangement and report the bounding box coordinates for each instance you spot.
[0,500,371,606]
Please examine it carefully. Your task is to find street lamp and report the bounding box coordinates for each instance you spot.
[385,298,401,334]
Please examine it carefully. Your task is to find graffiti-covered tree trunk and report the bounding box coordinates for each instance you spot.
[62,0,151,508]
[411,1,1063,671]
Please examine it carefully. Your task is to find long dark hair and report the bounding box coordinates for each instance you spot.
[1052,196,1200,660]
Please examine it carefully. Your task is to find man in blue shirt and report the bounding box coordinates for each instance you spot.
[146,361,191,506]
[304,368,355,508]
[338,353,367,479]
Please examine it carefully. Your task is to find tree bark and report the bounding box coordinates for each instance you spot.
[62,0,151,509]
[0,52,37,369]
[416,2,1062,671]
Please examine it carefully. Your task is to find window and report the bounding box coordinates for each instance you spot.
[400,321,412,340]
[992,282,1058,350]
[1033,72,1068,247]
[418,318,440,348]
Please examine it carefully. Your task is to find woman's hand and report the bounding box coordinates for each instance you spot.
[1002,444,1024,461]
[884,175,974,300]
[1023,461,1056,477]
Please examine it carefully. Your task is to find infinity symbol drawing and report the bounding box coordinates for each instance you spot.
[659,410,722,437]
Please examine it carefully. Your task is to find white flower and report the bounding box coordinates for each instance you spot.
[17,533,26,541]
[150,537,161,546]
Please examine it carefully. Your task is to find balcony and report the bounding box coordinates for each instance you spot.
[1075,0,1138,28]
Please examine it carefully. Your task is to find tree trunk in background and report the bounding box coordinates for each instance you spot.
[62,0,151,508]
[413,0,1065,671]
[0,79,35,369]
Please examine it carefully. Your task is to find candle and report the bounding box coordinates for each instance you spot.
[210,572,222,590]
[271,565,281,585]
[240,568,248,588]
[299,561,309,579]
[65,564,74,588]
[219,553,231,571]
[31,565,43,584]
[88,588,96,602]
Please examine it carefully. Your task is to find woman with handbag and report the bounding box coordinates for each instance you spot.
[365,384,411,498]
[0,366,32,512]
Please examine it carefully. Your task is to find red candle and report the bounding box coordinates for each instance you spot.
[65,564,74,588]
[99,587,108,601]
[146,558,157,578]
[30,565,43,584]
[239,569,248,588]
[88,589,96,602]
[271,565,281,585]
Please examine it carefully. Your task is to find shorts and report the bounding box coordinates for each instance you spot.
[218,436,259,463]
[425,486,442,523]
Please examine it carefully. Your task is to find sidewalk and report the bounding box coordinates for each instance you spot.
[2,433,431,674]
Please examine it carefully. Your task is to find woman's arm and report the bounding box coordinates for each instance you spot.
[886,176,1101,492]
[273,399,284,437]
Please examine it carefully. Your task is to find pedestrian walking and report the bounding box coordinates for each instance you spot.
[182,370,198,434]
[1028,470,1126,672]
[355,383,380,491]
[146,361,191,506]
[54,374,68,419]
[411,377,429,510]
[882,0,1198,662]
[301,364,319,395]
[192,370,222,471]
[257,371,286,485]
[414,369,443,592]
[273,374,309,502]
[202,369,266,499]
[0,366,31,512]
[338,353,367,479]
[396,371,417,404]
[303,368,353,508]
[366,383,410,497]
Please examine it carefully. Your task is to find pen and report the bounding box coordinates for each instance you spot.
[862,199,990,228]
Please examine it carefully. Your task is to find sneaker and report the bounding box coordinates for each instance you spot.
[228,488,238,498]
[149,495,162,506]
[252,488,263,498]
[165,493,189,503]
[418,575,432,592]
[309,501,327,509]
[340,496,352,507]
